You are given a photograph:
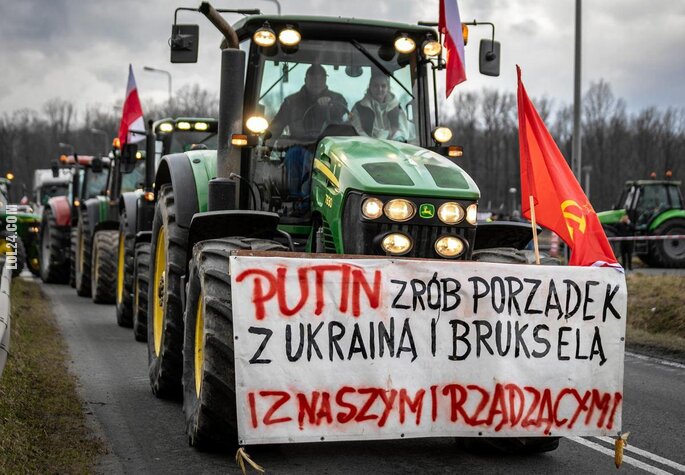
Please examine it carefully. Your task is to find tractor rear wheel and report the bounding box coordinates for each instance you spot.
[91,230,118,304]
[468,246,561,454]
[40,207,70,284]
[115,212,135,327]
[649,218,685,268]
[147,185,187,398]
[69,227,77,287]
[133,242,150,342]
[183,237,288,450]
[75,212,92,297]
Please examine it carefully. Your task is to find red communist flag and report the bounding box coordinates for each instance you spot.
[118,64,145,147]
[517,66,619,268]
[439,0,467,98]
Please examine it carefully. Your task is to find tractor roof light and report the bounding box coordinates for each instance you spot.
[177,121,191,130]
[394,34,416,54]
[466,203,478,225]
[362,197,384,219]
[422,39,442,58]
[435,235,465,258]
[193,122,209,131]
[432,126,453,143]
[158,122,174,133]
[144,191,155,201]
[279,26,301,47]
[384,199,416,222]
[448,145,463,158]
[245,116,269,135]
[135,151,143,160]
[438,202,464,224]
[112,137,121,149]
[254,23,277,47]
[5,172,14,180]
[461,23,469,46]
[381,232,413,255]
[73,199,80,207]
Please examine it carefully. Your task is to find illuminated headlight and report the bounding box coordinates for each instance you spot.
[279,26,301,47]
[158,122,174,133]
[384,199,415,222]
[29,226,39,233]
[361,197,383,219]
[394,34,416,54]
[435,235,465,258]
[381,233,413,255]
[253,25,276,47]
[74,199,80,207]
[177,121,191,130]
[438,202,464,224]
[422,39,442,57]
[245,116,269,134]
[466,203,478,225]
[135,151,143,159]
[432,126,453,143]
[193,122,209,131]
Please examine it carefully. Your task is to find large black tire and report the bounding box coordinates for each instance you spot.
[40,207,70,284]
[133,242,150,342]
[183,237,288,449]
[147,185,188,398]
[649,218,685,268]
[467,246,561,454]
[115,212,135,327]
[69,227,77,287]
[91,230,118,304]
[75,211,92,297]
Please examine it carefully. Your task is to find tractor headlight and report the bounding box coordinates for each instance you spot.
[279,26,301,47]
[361,197,383,219]
[432,126,453,143]
[435,235,465,258]
[422,39,442,57]
[394,34,416,54]
[466,203,478,225]
[245,116,269,134]
[253,24,276,47]
[29,226,39,233]
[176,121,191,130]
[158,122,174,133]
[193,122,209,131]
[384,199,416,222]
[438,202,464,224]
[381,233,413,255]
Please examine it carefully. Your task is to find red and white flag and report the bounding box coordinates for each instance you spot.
[517,65,620,269]
[439,0,467,98]
[118,64,145,146]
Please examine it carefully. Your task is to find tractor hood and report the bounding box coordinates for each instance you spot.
[316,137,480,199]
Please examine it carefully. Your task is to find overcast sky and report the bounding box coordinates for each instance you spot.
[1,0,684,118]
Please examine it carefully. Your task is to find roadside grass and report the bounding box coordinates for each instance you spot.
[0,278,105,474]
[626,273,685,356]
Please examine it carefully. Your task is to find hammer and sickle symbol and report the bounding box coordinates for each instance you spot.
[561,200,587,241]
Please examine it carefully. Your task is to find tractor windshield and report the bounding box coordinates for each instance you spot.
[256,39,421,147]
[121,159,146,193]
[166,131,219,154]
[83,168,108,199]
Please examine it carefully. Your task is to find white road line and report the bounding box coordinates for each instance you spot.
[625,351,685,370]
[567,436,672,475]
[594,436,685,473]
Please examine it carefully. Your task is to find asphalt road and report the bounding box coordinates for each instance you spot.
[39,280,685,475]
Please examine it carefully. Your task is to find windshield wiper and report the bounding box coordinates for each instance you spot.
[259,63,301,101]
[350,40,413,98]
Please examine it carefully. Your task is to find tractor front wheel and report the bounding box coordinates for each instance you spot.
[115,212,135,327]
[132,242,150,342]
[183,237,288,450]
[40,207,70,284]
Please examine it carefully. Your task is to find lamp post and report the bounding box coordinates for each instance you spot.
[144,66,173,105]
[572,0,582,180]
[90,128,109,155]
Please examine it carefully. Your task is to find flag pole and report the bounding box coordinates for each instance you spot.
[528,195,541,264]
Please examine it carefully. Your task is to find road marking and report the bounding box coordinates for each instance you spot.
[595,436,685,473]
[568,436,673,475]
[626,351,685,370]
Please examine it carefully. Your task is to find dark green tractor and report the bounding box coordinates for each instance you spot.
[598,179,685,267]
[143,3,557,453]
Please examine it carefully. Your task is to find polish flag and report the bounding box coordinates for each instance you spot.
[439,0,467,98]
[118,65,145,146]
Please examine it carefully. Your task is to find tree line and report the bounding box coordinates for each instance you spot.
[1,80,683,212]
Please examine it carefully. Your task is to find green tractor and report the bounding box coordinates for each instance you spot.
[598,179,685,267]
[0,177,42,277]
[144,3,557,452]
[116,117,218,338]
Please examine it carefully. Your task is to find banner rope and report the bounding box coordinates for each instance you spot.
[235,447,265,475]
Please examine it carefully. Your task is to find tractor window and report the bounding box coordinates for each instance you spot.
[120,159,146,193]
[636,185,669,225]
[84,169,108,199]
[667,185,683,209]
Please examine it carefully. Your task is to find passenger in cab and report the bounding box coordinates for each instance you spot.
[350,71,414,142]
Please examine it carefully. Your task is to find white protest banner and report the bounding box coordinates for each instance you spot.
[230,255,626,445]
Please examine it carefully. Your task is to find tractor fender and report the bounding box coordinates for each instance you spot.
[649,209,685,232]
[186,210,280,262]
[154,153,200,229]
[46,195,72,227]
[81,198,101,237]
[119,191,142,234]
[135,198,155,236]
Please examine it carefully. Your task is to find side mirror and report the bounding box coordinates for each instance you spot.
[51,160,60,178]
[91,157,104,174]
[120,144,139,173]
[170,24,199,63]
[479,39,501,77]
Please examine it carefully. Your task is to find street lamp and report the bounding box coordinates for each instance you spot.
[144,66,172,104]
[90,128,109,155]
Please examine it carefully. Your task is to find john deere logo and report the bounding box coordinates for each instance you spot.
[419,203,435,218]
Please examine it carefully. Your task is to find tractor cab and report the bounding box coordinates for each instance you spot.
[616,180,684,230]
